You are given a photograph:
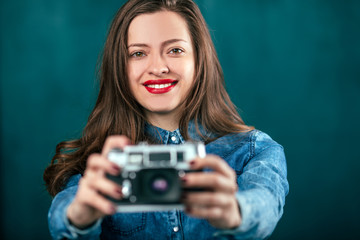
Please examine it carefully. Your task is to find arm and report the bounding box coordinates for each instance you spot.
[234,142,288,238]
[48,136,132,239]
[182,131,289,239]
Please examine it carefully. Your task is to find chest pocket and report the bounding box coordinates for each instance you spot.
[104,212,146,236]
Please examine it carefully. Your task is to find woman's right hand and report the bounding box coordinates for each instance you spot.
[66,136,131,229]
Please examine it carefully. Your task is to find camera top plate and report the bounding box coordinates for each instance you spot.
[107,142,205,171]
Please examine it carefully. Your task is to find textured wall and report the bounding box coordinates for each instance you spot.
[1,0,359,239]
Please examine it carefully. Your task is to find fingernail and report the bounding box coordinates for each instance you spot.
[109,205,116,214]
[112,165,121,173]
[116,188,123,197]
[181,177,187,183]
[185,207,192,213]
[190,160,196,166]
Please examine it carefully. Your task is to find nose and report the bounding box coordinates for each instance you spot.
[148,53,169,76]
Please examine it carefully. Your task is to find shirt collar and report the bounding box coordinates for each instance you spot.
[144,121,217,144]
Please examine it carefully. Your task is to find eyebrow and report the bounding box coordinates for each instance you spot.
[127,38,187,48]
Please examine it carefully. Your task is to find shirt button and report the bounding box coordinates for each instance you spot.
[173,226,179,232]
[171,136,177,142]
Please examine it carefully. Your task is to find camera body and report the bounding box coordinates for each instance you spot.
[107,142,206,212]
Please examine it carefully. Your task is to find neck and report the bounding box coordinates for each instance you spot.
[146,111,180,131]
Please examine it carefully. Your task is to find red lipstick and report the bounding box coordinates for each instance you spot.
[143,79,178,94]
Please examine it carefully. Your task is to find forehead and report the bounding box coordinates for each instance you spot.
[127,11,191,44]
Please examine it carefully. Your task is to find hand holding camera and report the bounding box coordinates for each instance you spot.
[181,155,241,229]
[67,135,240,230]
[66,136,131,228]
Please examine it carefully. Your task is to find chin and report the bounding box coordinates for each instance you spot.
[148,108,176,115]
[145,104,180,115]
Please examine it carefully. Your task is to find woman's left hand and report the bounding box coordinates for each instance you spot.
[182,155,241,229]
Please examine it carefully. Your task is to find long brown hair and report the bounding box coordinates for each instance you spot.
[43,0,253,197]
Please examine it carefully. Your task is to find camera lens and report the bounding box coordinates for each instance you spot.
[150,175,169,194]
[141,168,180,203]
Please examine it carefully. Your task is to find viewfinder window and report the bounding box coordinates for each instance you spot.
[149,152,171,162]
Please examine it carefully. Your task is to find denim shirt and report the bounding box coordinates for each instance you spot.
[48,124,289,240]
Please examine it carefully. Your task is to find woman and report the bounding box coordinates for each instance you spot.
[44,0,289,239]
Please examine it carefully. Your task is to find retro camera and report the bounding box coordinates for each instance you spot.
[106,142,206,212]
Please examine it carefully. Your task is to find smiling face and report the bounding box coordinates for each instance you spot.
[127,11,195,130]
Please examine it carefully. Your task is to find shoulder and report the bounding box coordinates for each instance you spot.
[206,129,282,156]
[206,130,285,173]
[248,130,284,160]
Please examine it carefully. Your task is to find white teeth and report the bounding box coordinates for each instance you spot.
[147,83,172,89]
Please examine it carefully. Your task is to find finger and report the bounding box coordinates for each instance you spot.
[86,174,123,200]
[83,168,122,199]
[183,172,237,193]
[183,192,232,208]
[191,155,236,181]
[102,135,131,157]
[80,187,117,215]
[86,154,121,176]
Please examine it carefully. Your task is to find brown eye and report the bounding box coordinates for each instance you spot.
[169,48,184,54]
[131,52,146,58]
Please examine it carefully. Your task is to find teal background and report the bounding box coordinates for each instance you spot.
[1,0,359,239]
